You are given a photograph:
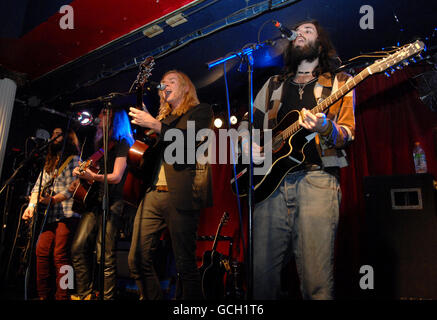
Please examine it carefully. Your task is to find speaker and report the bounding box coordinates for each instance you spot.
[364,173,437,299]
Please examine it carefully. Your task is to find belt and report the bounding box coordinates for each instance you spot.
[303,163,340,179]
[152,185,169,192]
[304,164,323,171]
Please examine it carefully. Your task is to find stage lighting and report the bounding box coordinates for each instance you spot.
[77,111,94,126]
[214,118,223,128]
[230,115,238,125]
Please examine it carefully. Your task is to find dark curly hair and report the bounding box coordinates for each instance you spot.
[282,20,340,80]
[44,128,80,173]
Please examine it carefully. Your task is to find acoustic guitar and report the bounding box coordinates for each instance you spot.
[127,56,162,190]
[199,211,230,300]
[71,159,100,211]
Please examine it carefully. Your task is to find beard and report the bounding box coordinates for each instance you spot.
[289,39,320,64]
[48,141,62,155]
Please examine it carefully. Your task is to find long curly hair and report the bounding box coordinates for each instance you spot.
[282,20,341,80]
[44,128,80,173]
[156,70,199,120]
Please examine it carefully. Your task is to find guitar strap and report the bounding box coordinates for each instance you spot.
[89,141,116,165]
[266,75,282,129]
[266,73,335,129]
[54,155,75,178]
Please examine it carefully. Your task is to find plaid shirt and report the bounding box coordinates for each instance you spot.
[31,155,80,223]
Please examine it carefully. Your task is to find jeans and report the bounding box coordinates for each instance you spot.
[253,170,341,300]
[128,190,202,300]
[35,218,78,300]
[71,200,123,300]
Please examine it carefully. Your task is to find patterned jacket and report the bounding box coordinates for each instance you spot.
[246,72,356,168]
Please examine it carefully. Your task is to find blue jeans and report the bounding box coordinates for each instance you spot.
[253,170,341,300]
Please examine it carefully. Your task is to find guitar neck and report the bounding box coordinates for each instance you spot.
[282,68,370,138]
[211,224,224,252]
[133,88,145,137]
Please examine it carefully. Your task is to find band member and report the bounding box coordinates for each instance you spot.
[70,109,134,300]
[241,20,355,299]
[128,70,213,300]
[22,127,80,300]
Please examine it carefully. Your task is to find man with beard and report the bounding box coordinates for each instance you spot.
[22,127,80,300]
[240,21,355,299]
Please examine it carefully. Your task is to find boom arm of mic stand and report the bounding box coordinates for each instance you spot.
[0,132,63,196]
[70,92,130,108]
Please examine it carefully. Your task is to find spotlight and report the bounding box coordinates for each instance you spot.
[77,111,94,126]
[230,115,238,125]
[214,118,223,128]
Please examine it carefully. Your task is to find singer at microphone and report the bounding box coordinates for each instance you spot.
[273,20,298,41]
[239,19,356,301]
[145,81,166,91]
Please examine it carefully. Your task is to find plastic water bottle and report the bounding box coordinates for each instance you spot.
[413,142,427,173]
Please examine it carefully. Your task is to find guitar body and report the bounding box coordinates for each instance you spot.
[199,250,226,300]
[231,110,316,203]
[72,165,100,211]
[127,131,162,190]
[199,212,229,299]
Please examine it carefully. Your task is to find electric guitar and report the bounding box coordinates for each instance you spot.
[17,177,55,276]
[127,56,162,190]
[199,211,230,300]
[230,40,425,203]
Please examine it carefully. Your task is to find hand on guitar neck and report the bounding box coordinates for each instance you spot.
[298,107,329,133]
[129,107,162,133]
[73,160,96,182]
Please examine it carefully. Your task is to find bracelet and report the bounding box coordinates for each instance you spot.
[320,120,333,137]
[28,203,36,208]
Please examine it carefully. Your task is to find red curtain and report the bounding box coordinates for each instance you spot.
[196,64,437,298]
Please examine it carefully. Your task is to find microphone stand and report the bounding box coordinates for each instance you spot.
[3,131,66,300]
[99,99,111,300]
[69,91,132,108]
[0,131,64,197]
[206,40,274,300]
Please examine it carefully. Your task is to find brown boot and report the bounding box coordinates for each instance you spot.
[135,280,146,300]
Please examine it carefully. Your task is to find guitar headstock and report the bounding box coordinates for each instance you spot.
[220,212,230,226]
[78,159,93,173]
[369,40,425,76]
[134,56,155,90]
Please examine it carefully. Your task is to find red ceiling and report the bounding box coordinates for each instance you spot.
[0,0,198,79]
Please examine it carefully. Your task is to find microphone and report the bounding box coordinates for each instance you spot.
[273,20,298,41]
[156,83,166,91]
[29,136,47,143]
[146,81,166,91]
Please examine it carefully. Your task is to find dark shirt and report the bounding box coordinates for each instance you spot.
[96,138,130,204]
[278,77,321,166]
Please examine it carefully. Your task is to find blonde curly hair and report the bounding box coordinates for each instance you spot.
[156,70,199,120]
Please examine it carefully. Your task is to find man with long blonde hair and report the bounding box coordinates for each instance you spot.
[128,70,213,300]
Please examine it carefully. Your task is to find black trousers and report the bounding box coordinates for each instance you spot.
[71,200,123,300]
[128,190,202,300]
